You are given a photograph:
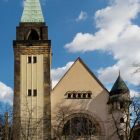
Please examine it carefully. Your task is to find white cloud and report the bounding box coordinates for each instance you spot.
[76,11,87,22]
[98,65,119,84]
[65,0,140,86]
[51,61,74,88]
[130,89,140,98]
[0,82,13,104]
[66,0,140,52]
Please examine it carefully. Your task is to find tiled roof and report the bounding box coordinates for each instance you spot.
[110,74,129,96]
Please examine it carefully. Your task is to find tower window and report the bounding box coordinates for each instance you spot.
[120,118,124,123]
[28,56,32,63]
[28,89,32,96]
[33,56,37,63]
[28,56,37,63]
[27,29,39,40]
[33,89,37,96]
[120,135,124,140]
[120,102,124,109]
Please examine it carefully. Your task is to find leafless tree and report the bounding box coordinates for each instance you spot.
[52,103,73,140]
[110,96,140,140]
[52,103,98,140]
[12,96,44,140]
[109,62,140,140]
[19,107,43,140]
[0,103,13,140]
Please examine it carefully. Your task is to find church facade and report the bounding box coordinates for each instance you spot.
[51,58,130,140]
[12,0,130,140]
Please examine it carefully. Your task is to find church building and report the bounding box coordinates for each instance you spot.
[12,0,130,140]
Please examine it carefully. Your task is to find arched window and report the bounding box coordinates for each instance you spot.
[120,135,124,140]
[67,93,71,98]
[120,117,124,123]
[120,102,124,109]
[62,115,98,137]
[27,29,39,40]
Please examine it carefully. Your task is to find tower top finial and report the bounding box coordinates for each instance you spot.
[21,0,44,23]
[119,70,121,76]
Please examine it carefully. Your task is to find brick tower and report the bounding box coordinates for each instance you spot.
[13,0,51,139]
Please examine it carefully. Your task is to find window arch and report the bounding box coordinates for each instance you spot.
[27,29,39,40]
[120,117,124,123]
[120,135,124,140]
[62,113,99,137]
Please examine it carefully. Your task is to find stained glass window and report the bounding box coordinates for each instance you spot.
[62,116,97,137]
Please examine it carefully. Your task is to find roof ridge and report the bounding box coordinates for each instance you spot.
[52,57,109,93]
[77,58,109,93]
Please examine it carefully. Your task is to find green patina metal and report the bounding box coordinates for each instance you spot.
[21,0,44,23]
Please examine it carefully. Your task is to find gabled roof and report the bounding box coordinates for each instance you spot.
[110,74,129,96]
[21,0,44,23]
[52,57,109,93]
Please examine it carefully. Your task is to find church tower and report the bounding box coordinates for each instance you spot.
[13,0,51,139]
[108,73,130,140]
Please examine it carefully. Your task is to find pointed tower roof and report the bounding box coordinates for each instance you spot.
[110,73,129,96]
[21,0,44,23]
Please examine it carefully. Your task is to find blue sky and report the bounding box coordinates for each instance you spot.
[0,0,140,104]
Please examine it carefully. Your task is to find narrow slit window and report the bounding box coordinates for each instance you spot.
[83,93,86,98]
[120,135,124,140]
[33,89,37,96]
[68,93,71,98]
[28,89,32,96]
[28,56,32,63]
[87,93,92,98]
[120,118,124,123]
[73,93,76,98]
[78,93,81,98]
[33,56,37,63]
[120,102,124,109]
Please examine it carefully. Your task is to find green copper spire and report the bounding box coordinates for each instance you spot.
[21,0,44,23]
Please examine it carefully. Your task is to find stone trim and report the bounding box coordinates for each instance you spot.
[43,55,51,139]
[13,40,51,46]
[19,22,46,26]
[12,55,21,140]
[14,47,51,56]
